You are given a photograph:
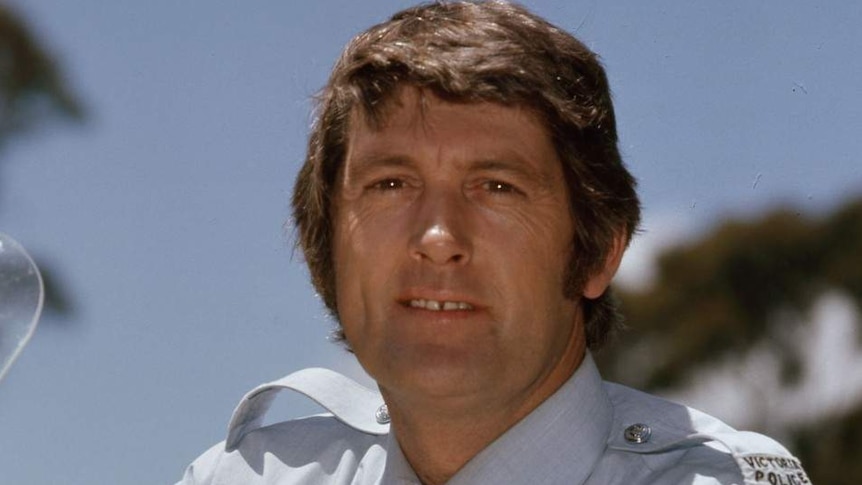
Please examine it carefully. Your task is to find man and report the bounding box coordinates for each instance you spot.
[180,2,810,484]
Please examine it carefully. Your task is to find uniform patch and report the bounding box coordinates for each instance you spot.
[737,453,811,485]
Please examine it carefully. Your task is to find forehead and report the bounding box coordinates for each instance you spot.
[344,87,559,171]
[352,86,547,133]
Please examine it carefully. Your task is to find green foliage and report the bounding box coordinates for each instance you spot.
[820,199,862,305]
[30,252,74,319]
[792,405,862,485]
[600,198,862,389]
[598,195,862,484]
[0,4,82,143]
[1,4,81,317]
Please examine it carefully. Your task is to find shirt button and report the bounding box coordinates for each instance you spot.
[375,404,391,424]
[624,423,651,444]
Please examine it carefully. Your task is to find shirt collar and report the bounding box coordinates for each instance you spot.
[382,352,613,485]
[381,430,422,485]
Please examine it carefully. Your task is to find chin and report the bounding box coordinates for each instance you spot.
[374,343,499,399]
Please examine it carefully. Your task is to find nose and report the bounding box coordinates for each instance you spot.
[409,189,472,266]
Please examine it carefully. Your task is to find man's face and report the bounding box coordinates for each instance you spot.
[332,87,586,409]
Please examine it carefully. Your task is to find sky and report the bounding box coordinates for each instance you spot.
[0,1,860,484]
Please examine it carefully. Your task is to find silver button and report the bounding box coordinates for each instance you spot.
[375,404,391,424]
[624,423,651,444]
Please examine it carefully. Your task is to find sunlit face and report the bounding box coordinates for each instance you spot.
[332,87,588,410]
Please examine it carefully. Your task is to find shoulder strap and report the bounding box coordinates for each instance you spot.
[603,382,810,484]
[225,367,389,451]
[705,430,811,485]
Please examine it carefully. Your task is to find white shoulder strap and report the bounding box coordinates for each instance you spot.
[704,430,810,485]
[225,367,389,451]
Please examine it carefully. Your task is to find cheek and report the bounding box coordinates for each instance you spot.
[332,207,404,311]
[484,205,572,267]
[332,210,363,316]
[333,205,391,277]
[480,207,574,315]
[336,200,408,255]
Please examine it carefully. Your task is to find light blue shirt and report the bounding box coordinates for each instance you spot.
[178,354,811,484]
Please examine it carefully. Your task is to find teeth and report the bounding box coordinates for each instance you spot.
[442,301,459,311]
[409,299,474,311]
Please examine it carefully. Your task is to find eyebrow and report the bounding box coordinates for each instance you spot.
[343,153,415,182]
[351,153,413,170]
[469,158,556,189]
[345,151,557,189]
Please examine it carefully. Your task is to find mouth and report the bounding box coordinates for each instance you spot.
[406,299,475,312]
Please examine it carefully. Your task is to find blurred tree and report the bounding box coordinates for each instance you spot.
[0,4,82,145]
[598,196,862,484]
[792,404,862,485]
[1,4,81,318]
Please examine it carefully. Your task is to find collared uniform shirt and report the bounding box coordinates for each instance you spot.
[178,354,811,484]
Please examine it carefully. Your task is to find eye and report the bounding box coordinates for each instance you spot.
[368,178,404,191]
[482,180,521,195]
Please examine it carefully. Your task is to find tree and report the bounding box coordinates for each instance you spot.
[1,4,82,318]
[598,196,862,484]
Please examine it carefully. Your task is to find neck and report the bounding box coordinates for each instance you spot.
[383,336,586,485]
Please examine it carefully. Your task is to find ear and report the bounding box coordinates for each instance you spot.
[582,231,627,300]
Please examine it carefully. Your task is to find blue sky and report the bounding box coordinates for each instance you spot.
[1,1,860,484]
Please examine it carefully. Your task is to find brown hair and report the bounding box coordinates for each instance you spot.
[292,1,640,349]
